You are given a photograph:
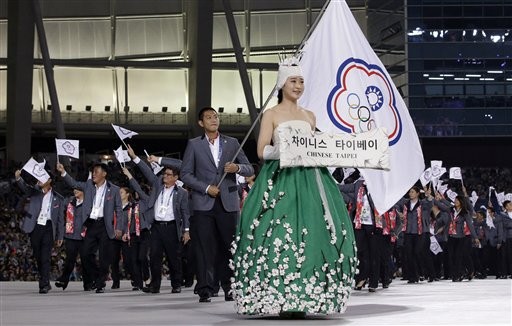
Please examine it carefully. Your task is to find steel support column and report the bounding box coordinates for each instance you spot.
[186,0,213,137]
[6,0,35,164]
[222,0,259,139]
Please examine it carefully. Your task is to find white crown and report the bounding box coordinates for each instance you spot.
[275,54,303,94]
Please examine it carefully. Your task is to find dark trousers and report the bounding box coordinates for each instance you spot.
[482,244,497,276]
[404,233,434,281]
[58,238,91,288]
[149,221,182,290]
[194,198,238,297]
[30,221,54,289]
[379,234,393,286]
[433,241,449,278]
[112,239,131,286]
[498,238,512,276]
[354,224,376,285]
[369,232,393,288]
[182,215,196,287]
[472,246,484,275]
[83,219,112,289]
[448,236,473,279]
[129,229,150,288]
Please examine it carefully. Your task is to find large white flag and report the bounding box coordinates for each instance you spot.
[299,0,424,214]
[111,124,138,141]
[55,139,80,159]
[22,158,50,184]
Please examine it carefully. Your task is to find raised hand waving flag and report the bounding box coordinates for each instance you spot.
[22,158,50,184]
[55,139,80,159]
[299,0,424,214]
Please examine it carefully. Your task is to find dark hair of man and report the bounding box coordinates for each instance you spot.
[198,107,217,121]
[503,200,511,209]
[92,163,109,175]
[163,166,180,178]
[411,186,421,194]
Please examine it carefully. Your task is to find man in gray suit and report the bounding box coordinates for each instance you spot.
[56,162,125,293]
[15,169,64,294]
[126,145,190,294]
[181,107,254,303]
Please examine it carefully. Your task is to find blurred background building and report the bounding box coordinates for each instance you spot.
[0,0,510,169]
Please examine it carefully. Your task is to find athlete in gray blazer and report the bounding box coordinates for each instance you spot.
[181,107,254,302]
[15,170,64,293]
[125,147,190,293]
[57,162,124,293]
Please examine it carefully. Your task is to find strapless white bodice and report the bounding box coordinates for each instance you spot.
[272,120,313,148]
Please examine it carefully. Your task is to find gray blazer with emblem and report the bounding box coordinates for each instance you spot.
[181,134,254,212]
[16,178,64,240]
[133,157,190,238]
[62,173,125,239]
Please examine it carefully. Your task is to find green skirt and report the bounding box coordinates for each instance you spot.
[232,160,357,315]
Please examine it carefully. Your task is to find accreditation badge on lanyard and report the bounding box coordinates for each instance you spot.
[91,186,107,219]
[37,193,52,225]
[158,187,174,218]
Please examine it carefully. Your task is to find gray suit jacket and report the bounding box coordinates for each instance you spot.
[127,178,152,231]
[181,134,254,212]
[62,174,125,239]
[133,157,190,238]
[16,179,64,240]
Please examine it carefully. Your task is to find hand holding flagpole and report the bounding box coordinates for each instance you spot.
[216,85,278,188]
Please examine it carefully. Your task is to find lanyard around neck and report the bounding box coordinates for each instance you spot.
[159,186,174,207]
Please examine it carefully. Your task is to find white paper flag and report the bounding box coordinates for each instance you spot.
[497,192,505,206]
[469,191,479,206]
[505,193,512,202]
[114,146,131,163]
[437,183,448,195]
[55,139,80,159]
[420,168,432,187]
[22,158,50,184]
[449,167,463,180]
[112,124,138,140]
[446,189,458,202]
[430,160,444,179]
[430,236,443,255]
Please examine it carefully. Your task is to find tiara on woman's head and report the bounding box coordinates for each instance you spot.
[275,54,303,94]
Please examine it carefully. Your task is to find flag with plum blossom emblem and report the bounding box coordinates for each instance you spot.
[299,0,425,214]
[55,139,80,159]
[22,158,50,184]
[111,124,138,140]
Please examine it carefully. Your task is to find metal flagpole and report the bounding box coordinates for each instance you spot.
[216,0,332,187]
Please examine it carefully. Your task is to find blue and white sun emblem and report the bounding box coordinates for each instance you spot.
[365,86,384,112]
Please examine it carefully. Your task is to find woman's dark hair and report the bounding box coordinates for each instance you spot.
[277,89,283,104]
[410,186,421,194]
[120,186,133,202]
[455,195,469,216]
